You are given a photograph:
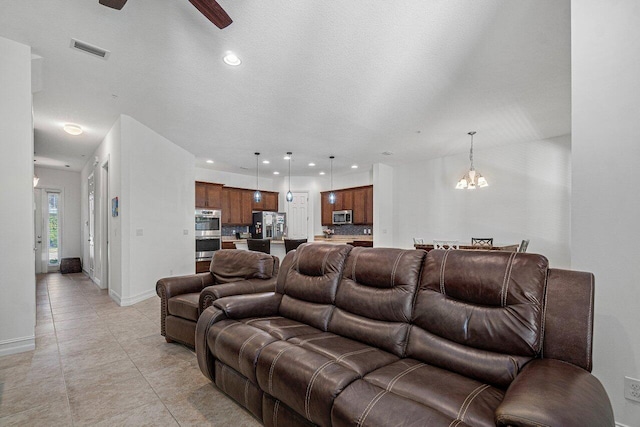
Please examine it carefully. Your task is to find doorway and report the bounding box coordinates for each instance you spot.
[100,160,109,290]
[88,174,95,280]
[34,188,63,273]
[287,192,309,239]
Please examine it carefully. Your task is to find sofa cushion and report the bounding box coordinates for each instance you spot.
[288,332,399,377]
[255,340,361,427]
[277,243,352,331]
[243,316,322,341]
[408,250,548,387]
[210,249,277,283]
[328,247,426,356]
[167,292,200,321]
[333,358,503,427]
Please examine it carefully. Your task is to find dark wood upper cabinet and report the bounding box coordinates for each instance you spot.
[321,185,373,226]
[195,181,223,209]
[251,190,279,212]
[241,190,253,225]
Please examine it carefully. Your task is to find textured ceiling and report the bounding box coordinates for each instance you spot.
[0,0,570,176]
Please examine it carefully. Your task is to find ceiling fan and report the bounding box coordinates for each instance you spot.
[98,0,233,29]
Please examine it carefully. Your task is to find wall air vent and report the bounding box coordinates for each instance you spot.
[69,39,110,60]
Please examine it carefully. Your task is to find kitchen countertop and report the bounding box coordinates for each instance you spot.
[313,235,373,243]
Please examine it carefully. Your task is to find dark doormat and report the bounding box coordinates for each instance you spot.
[60,257,82,274]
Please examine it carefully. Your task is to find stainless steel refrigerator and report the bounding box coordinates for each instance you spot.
[251,212,286,240]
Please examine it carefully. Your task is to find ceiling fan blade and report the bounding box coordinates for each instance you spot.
[189,0,233,29]
[99,0,128,10]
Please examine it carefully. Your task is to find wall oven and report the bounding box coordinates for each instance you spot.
[332,210,353,225]
[195,209,221,261]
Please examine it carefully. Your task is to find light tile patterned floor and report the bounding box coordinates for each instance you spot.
[0,272,261,426]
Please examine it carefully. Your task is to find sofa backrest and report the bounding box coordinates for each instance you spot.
[408,250,548,388]
[210,249,279,284]
[276,243,352,331]
[328,247,426,356]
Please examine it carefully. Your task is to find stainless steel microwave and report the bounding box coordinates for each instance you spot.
[332,210,353,225]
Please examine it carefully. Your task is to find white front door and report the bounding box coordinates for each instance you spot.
[287,192,308,239]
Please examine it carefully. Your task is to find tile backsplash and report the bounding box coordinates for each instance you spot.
[222,225,249,237]
[324,224,372,236]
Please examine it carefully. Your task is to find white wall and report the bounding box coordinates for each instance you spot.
[81,115,194,306]
[0,36,35,356]
[373,164,394,247]
[34,167,82,259]
[572,1,640,424]
[121,115,195,304]
[392,135,572,268]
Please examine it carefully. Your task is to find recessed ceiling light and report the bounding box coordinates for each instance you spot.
[283,155,291,160]
[65,165,70,168]
[262,160,270,164]
[351,164,358,169]
[63,124,83,135]
[273,171,280,175]
[308,162,316,167]
[206,159,214,164]
[381,151,393,156]
[319,171,325,175]
[223,52,241,66]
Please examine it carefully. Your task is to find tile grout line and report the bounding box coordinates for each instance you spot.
[47,274,77,427]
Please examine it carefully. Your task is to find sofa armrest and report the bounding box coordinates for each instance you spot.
[156,273,214,337]
[195,306,228,381]
[495,359,614,427]
[198,277,277,313]
[156,273,214,300]
[213,292,282,319]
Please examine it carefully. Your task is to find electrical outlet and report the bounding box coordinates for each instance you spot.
[625,376,640,402]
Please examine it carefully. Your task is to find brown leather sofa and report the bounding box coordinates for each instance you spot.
[195,244,614,427]
[156,249,279,347]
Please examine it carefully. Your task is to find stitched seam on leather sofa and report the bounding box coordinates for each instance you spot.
[321,250,331,276]
[305,360,336,419]
[587,274,593,369]
[244,378,249,408]
[213,322,241,359]
[245,316,283,324]
[268,347,293,394]
[501,253,517,307]
[390,252,404,288]
[457,384,490,422]
[357,389,387,427]
[273,399,280,427]
[440,251,450,295]
[238,332,263,369]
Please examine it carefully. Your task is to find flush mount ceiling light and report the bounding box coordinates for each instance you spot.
[273,171,279,175]
[328,156,336,205]
[223,52,241,66]
[319,171,325,175]
[283,154,291,160]
[456,131,488,190]
[254,152,262,203]
[262,160,270,164]
[308,162,315,167]
[286,152,293,202]
[63,124,83,135]
[206,159,214,164]
[351,164,358,169]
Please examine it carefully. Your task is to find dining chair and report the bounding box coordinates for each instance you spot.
[247,239,271,254]
[413,238,425,245]
[284,238,307,253]
[471,237,493,248]
[518,239,530,253]
[433,240,459,250]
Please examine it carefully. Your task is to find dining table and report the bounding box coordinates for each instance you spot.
[414,243,520,252]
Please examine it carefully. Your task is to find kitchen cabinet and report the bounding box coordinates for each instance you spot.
[252,190,279,212]
[195,182,223,209]
[321,185,373,226]
[222,187,254,225]
[196,260,210,273]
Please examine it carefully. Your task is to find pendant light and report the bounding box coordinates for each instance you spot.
[328,156,336,204]
[253,152,262,203]
[456,131,489,190]
[286,152,293,202]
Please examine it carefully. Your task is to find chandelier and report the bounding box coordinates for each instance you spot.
[455,131,488,190]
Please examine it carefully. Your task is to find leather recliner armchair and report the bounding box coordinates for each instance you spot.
[156,249,279,347]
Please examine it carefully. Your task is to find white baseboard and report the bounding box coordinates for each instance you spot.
[109,288,156,307]
[0,335,35,357]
